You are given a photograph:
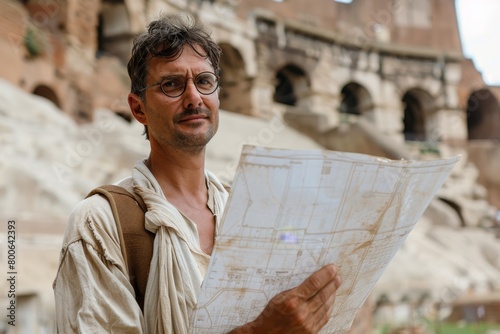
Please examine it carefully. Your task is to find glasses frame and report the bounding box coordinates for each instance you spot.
[139,71,220,98]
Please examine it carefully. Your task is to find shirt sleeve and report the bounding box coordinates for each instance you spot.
[53,196,145,333]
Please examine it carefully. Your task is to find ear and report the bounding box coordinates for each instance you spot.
[128,93,148,125]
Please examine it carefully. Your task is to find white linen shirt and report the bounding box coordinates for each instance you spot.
[53,161,227,333]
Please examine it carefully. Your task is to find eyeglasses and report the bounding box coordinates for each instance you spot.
[139,71,220,98]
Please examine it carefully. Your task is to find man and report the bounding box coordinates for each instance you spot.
[54,14,341,333]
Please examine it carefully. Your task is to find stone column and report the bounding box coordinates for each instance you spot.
[438,61,466,142]
[434,108,467,142]
[373,80,406,144]
[295,90,341,132]
[250,75,276,118]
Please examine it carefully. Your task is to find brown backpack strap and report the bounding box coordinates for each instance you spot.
[86,185,154,312]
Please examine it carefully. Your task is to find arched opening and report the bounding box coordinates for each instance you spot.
[219,43,252,115]
[466,89,500,140]
[32,85,61,108]
[97,0,133,63]
[273,65,308,106]
[402,89,434,141]
[339,82,373,115]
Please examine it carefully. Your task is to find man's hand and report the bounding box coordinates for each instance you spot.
[230,264,342,334]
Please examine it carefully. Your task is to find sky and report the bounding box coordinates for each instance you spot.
[455,0,500,86]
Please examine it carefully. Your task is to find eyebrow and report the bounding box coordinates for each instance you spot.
[159,71,215,80]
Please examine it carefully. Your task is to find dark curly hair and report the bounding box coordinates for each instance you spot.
[127,14,222,138]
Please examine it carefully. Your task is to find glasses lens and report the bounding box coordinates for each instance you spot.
[160,76,185,96]
[195,72,218,95]
[159,72,219,97]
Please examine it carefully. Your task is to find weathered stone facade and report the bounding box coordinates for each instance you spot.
[2,0,497,145]
[233,0,469,145]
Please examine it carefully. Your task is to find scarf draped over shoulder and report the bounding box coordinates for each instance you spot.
[131,160,228,333]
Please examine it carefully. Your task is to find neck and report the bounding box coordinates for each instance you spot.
[146,143,207,197]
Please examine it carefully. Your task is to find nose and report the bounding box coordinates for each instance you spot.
[182,78,203,108]
[184,77,197,91]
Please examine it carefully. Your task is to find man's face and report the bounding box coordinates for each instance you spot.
[131,44,220,154]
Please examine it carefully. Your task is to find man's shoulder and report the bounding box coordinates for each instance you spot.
[59,187,129,274]
[64,182,129,247]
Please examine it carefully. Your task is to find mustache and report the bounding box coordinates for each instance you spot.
[174,108,212,122]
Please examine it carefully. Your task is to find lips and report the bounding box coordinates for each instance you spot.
[175,108,212,123]
[179,114,207,122]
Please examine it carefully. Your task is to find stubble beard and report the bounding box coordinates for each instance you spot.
[172,125,214,154]
[170,107,217,154]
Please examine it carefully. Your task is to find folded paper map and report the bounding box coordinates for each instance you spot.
[191,145,460,333]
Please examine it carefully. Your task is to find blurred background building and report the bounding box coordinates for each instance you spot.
[0,0,499,333]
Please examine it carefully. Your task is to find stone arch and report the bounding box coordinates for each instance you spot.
[466,89,500,140]
[97,0,133,63]
[32,84,61,108]
[273,64,309,107]
[339,82,373,115]
[401,88,435,141]
[218,43,252,115]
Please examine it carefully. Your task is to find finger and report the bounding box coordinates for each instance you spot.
[304,288,339,333]
[308,271,341,314]
[296,264,339,299]
[309,274,342,332]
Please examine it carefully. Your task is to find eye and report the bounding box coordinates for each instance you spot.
[161,76,184,92]
[196,73,216,88]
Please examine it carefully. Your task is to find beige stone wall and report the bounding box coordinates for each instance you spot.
[0,1,70,113]
[0,1,27,86]
[0,0,100,121]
